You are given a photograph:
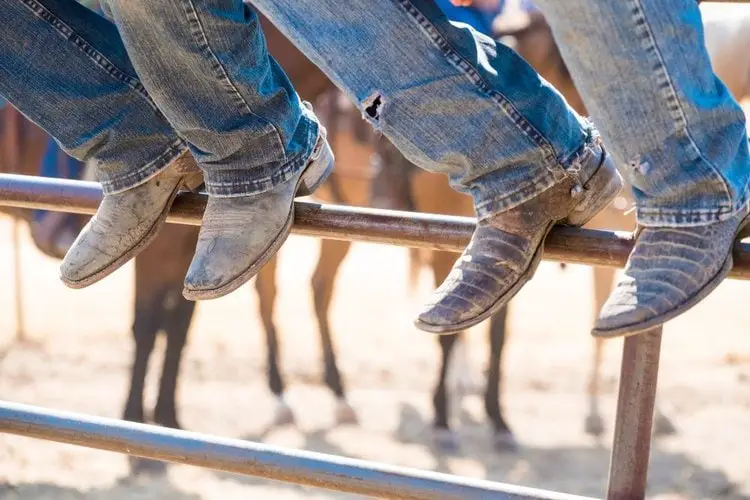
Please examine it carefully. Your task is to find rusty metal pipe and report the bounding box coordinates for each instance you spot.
[3,173,750,278]
[0,401,595,500]
[606,330,663,500]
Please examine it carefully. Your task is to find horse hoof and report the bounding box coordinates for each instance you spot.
[433,428,460,453]
[584,414,606,437]
[273,401,295,427]
[493,430,519,452]
[335,401,358,425]
[129,456,167,477]
[653,413,677,437]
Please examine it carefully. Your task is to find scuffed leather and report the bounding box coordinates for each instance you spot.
[59,151,197,286]
[594,206,750,337]
[416,142,622,333]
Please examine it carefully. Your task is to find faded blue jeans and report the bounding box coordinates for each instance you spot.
[1,0,748,226]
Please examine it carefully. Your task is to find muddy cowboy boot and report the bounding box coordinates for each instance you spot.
[182,126,334,300]
[59,151,203,288]
[416,139,623,335]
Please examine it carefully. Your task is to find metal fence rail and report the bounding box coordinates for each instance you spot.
[3,173,750,277]
[0,173,737,499]
[0,401,594,500]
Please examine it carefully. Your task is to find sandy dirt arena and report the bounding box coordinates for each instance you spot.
[1,214,750,500]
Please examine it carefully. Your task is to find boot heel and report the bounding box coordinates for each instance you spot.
[563,155,623,226]
[297,138,334,197]
[181,172,205,193]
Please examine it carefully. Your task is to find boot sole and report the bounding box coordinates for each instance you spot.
[60,172,203,289]
[415,161,623,335]
[591,212,750,339]
[182,142,334,301]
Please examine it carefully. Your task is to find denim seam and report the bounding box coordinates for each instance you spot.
[630,0,734,210]
[18,0,161,113]
[180,0,287,160]
[203,118,318,196]
[100,138,188,194]
[473,170,557,219]
[393,0,563,174]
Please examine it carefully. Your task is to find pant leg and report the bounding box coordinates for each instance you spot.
[0,0,187,194]
[535,0,750,226]
[245,0,593,219]
[102,0,319,197]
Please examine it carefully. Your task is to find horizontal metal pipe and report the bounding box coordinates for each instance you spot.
[0,401,594,500]
[3,173,750,279]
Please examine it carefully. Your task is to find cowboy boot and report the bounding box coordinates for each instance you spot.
[593,204,750,338]
[182,127,334,300]
[59,151,203,288]
[416,140,623,334]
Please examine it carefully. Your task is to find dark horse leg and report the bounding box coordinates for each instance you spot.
[430,251,463,452]
[311,237,357,424]
[123,262,168,476]
[153,290,195,430]
[123,226,198,475]
[430,251,517,452]
[255,254,294,426]
[485,307,517,451]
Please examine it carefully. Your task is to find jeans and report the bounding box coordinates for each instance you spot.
[0,0,318,196]
[1,0,748,226]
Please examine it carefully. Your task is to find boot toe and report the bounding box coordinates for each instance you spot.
[593,211,749,338]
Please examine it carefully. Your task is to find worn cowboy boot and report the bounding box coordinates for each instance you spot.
[182,128,334,300]
[415,140,623,334]
[59,151,203,288]
[593,205,750,338]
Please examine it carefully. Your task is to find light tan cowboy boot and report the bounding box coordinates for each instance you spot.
[416,139,623,335]
[59,151,203,288]
[182,127,334,300]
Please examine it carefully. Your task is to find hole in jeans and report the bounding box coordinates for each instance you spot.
[364,94,383,120]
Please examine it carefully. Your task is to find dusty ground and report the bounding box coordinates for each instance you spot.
[1,214,750,500]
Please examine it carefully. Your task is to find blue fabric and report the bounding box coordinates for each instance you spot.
[434,0,504,35]
[34,137,86,223]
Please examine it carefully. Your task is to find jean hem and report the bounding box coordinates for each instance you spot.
[473,170,557,221]
[203,119,320,197]
[99,139,189,195]
[636,194,750,227]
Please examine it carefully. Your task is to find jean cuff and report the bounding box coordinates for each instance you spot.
[98,138,189,195]
[202,118,320,197]
[635,195,750,227]
[471,130,599,221]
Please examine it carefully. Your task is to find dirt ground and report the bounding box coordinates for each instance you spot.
[1,215,750,500]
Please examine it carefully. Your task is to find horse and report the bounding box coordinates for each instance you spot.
[1,7,517,464]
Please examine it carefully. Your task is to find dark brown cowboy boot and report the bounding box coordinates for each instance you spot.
[416,140,622,334]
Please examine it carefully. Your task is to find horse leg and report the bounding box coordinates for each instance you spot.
[485,306,518,451]
[585,266,615,437]
[311,238,357,424]
[429,250,465,451]
[255,255,294,426]
[433,333,461,452]
[123,281,166,476]
[153,290,196,430]
[123,293,163,426]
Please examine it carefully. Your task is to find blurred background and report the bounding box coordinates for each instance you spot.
[2,1,750,498]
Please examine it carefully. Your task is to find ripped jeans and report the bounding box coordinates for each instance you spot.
[1,0,748,226]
